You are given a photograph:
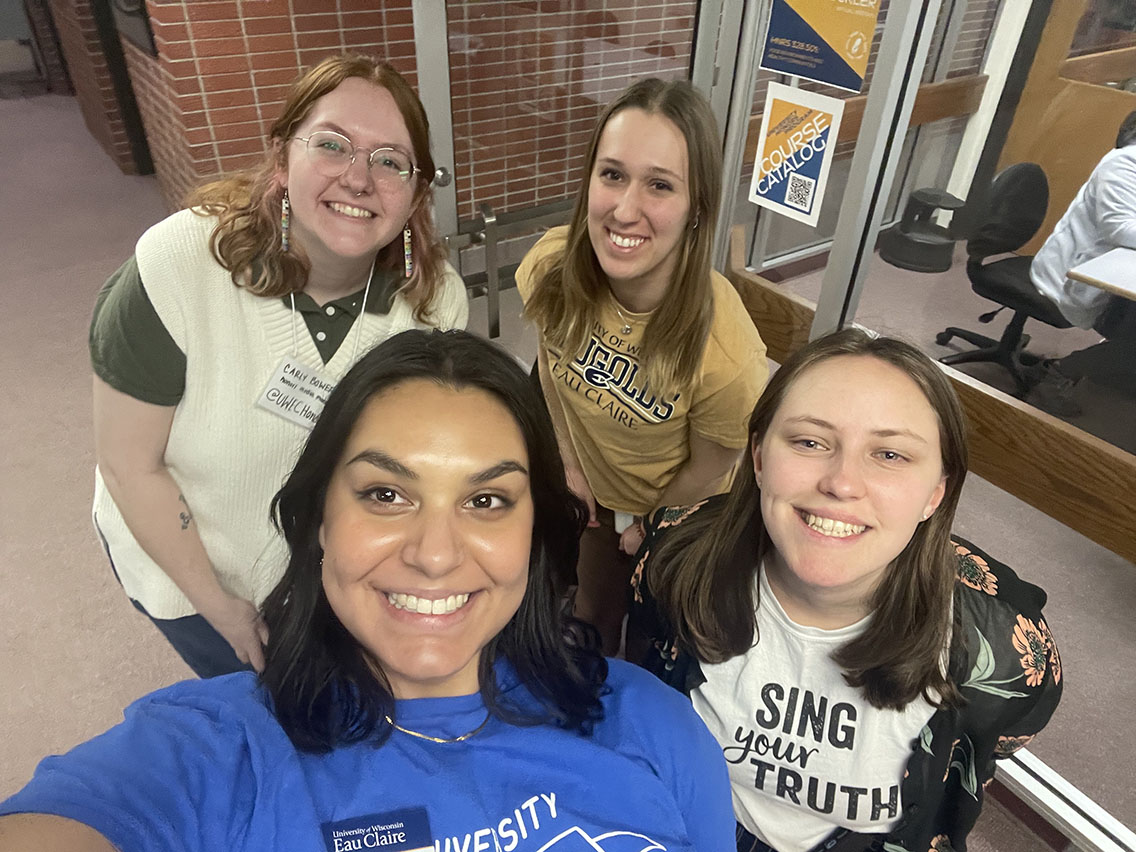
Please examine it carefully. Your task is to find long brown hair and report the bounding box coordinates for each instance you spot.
[187,54,446,321]
[648,329,969,710]
[524,78,721,393]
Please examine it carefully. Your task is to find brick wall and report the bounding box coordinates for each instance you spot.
[24,0,72,93]
[126,0,417,211]
[122,0,696,217]
[448,0,696,220]
[48,0,136,171]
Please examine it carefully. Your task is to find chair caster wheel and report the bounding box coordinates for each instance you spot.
[935,331,952,345]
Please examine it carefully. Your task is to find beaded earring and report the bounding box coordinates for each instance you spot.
[280,190,291,253]
[403,226,413,278]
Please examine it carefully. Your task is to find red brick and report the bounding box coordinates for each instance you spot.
[385,24,413,42]
[195,19,247,39]
[221,152,265,170]
[185,2,239,22]
[205,88,257,109]
[159,56,198,79]
[250,50,298,70]
[291,0,336,12]
[146,2,187,26]
[178,93,207,112]
[213,120,262,140]
[247,33,297,53]
[207,103,260,124]
[341,10,383,29]
[150,20,190,42]
[298,48,335,66]
[242,15,292,35]
[343,28,384,46]
[385,8,412,27]
[199,54,252,74]
[241,0,291,16]
[201,71,253,92]
[181,110,210,129]
[293,12,339,31]
[184,127,215,145]
[297,29,341,49]
[194,37,248,58]
[155,36,193,61]
[256,83,292,102]
[217,136,267,156]
[252,66,297,86]
[187,141,218,161]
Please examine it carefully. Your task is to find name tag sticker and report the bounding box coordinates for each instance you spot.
[321,807,432,852]
[256,356,337,430]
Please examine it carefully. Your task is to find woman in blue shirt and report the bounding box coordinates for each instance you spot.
[1,329,732,852]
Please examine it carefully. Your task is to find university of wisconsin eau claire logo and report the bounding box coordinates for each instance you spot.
[547,330,680,430]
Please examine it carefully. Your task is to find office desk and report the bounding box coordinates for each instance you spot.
[1068,247,1136,303]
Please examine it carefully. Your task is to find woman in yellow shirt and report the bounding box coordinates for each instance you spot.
[516,78,769,654]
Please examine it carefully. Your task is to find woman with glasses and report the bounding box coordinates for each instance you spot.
[517,79,769,655]
[1,330,732,852]
[89,54,468,678]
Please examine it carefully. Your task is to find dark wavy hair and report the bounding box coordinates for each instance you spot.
[262,329,607,752]
[1117,109,1136,148]
[647,329,969,710]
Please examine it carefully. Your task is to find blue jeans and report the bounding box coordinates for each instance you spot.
[128,597,254,679]
[96,514,254,679]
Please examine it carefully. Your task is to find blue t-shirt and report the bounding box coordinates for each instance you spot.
[1,660,732,852]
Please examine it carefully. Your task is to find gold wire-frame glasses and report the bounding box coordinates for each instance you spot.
[294,130,420,189]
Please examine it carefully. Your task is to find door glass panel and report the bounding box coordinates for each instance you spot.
[723,0,1136,841]
[444,0,699,223]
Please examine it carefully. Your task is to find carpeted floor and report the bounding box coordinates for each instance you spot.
[2,94,1131,849]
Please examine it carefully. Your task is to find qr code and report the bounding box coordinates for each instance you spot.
[785,173,816,212]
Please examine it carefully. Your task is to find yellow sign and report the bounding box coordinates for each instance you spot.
[759,0,882,92]
[749,83,845,227]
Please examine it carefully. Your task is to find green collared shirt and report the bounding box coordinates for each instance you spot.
[90,256,402,405]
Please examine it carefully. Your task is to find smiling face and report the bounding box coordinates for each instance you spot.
[280,77,418,269]
[753,355,948,624]
[586,108,692,310]
[319,379,533,699]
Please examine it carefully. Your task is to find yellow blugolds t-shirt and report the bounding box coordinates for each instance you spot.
[516,227,769,515]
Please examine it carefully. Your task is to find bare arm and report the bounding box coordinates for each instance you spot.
[536,348,597,525]
[655,432,742,511]
[0,814,116,852]
[617,432,743,555]
[93,376,267,670]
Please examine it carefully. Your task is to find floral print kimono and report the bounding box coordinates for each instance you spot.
[630,497,1063,852]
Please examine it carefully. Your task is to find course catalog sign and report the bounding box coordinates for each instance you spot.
[748,82,844,228]
[759,0,881,92]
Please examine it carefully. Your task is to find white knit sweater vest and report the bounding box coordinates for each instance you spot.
[93,209,465,618]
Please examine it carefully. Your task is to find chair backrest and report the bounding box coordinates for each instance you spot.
[966,163,1049,260]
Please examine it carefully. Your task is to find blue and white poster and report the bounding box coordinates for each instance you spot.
[759,0,881,92]
[748,83,844,228]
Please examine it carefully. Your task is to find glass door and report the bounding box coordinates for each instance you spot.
[715,0,1136,846]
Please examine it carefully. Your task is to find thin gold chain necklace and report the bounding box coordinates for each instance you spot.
[612,301,634,335]
[384,711,491,744]
[612,296,654,336]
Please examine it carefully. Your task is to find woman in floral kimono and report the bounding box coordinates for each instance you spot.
[630,328,1062,852]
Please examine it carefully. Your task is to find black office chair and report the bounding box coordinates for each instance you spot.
[936,163,1072,395]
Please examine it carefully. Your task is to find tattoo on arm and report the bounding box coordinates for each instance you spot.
[178,494,193,530]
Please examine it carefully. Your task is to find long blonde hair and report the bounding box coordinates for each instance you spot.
[524,78,721,393]
[186,54,446,321]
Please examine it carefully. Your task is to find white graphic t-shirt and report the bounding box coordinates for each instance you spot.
[692,568,935,852]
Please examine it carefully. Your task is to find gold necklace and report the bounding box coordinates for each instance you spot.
[384,711,491,744]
